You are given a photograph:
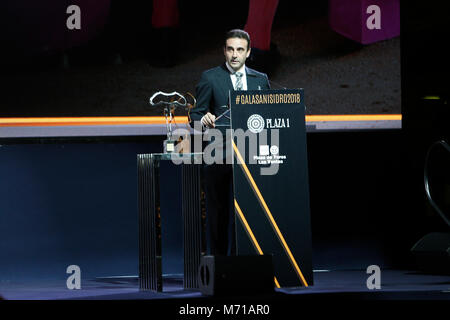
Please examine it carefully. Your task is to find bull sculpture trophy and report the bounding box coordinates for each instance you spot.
[149,91,195,153]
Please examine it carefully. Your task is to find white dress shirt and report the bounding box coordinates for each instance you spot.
[225,62,247,91]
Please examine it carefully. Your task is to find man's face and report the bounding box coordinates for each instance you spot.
[224,37,251,72]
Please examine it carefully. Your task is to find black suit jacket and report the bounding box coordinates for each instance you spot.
[190,63,271,127]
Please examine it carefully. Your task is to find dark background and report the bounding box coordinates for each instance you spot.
[0,1,449,283]
[0,0,400,117]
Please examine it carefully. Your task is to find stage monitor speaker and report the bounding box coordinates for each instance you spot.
[410,232,450,275]
[198,255,274,296]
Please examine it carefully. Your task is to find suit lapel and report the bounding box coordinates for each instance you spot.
[246,66,258,90]
[220,63,234,93]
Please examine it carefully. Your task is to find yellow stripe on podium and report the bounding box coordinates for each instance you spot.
[234,199,281,289]
[232,140,308,287]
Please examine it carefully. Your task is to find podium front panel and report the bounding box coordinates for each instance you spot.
[230,89,313,287]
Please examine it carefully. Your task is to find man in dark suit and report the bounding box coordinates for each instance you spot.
[189,29,270,256]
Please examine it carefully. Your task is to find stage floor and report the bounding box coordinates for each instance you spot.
[1,269,449,301]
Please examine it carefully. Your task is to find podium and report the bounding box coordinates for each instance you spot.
[230,89,313,287]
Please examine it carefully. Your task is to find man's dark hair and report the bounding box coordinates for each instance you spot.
[225,29,251,50]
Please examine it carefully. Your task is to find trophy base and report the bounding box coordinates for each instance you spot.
[163,139,176,153]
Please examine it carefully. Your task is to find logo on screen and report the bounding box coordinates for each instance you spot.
[247,114,265,133]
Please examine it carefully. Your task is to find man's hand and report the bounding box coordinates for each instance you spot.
[201,112,216,128]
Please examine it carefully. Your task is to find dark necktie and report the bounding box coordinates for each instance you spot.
[235,72,243,91]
